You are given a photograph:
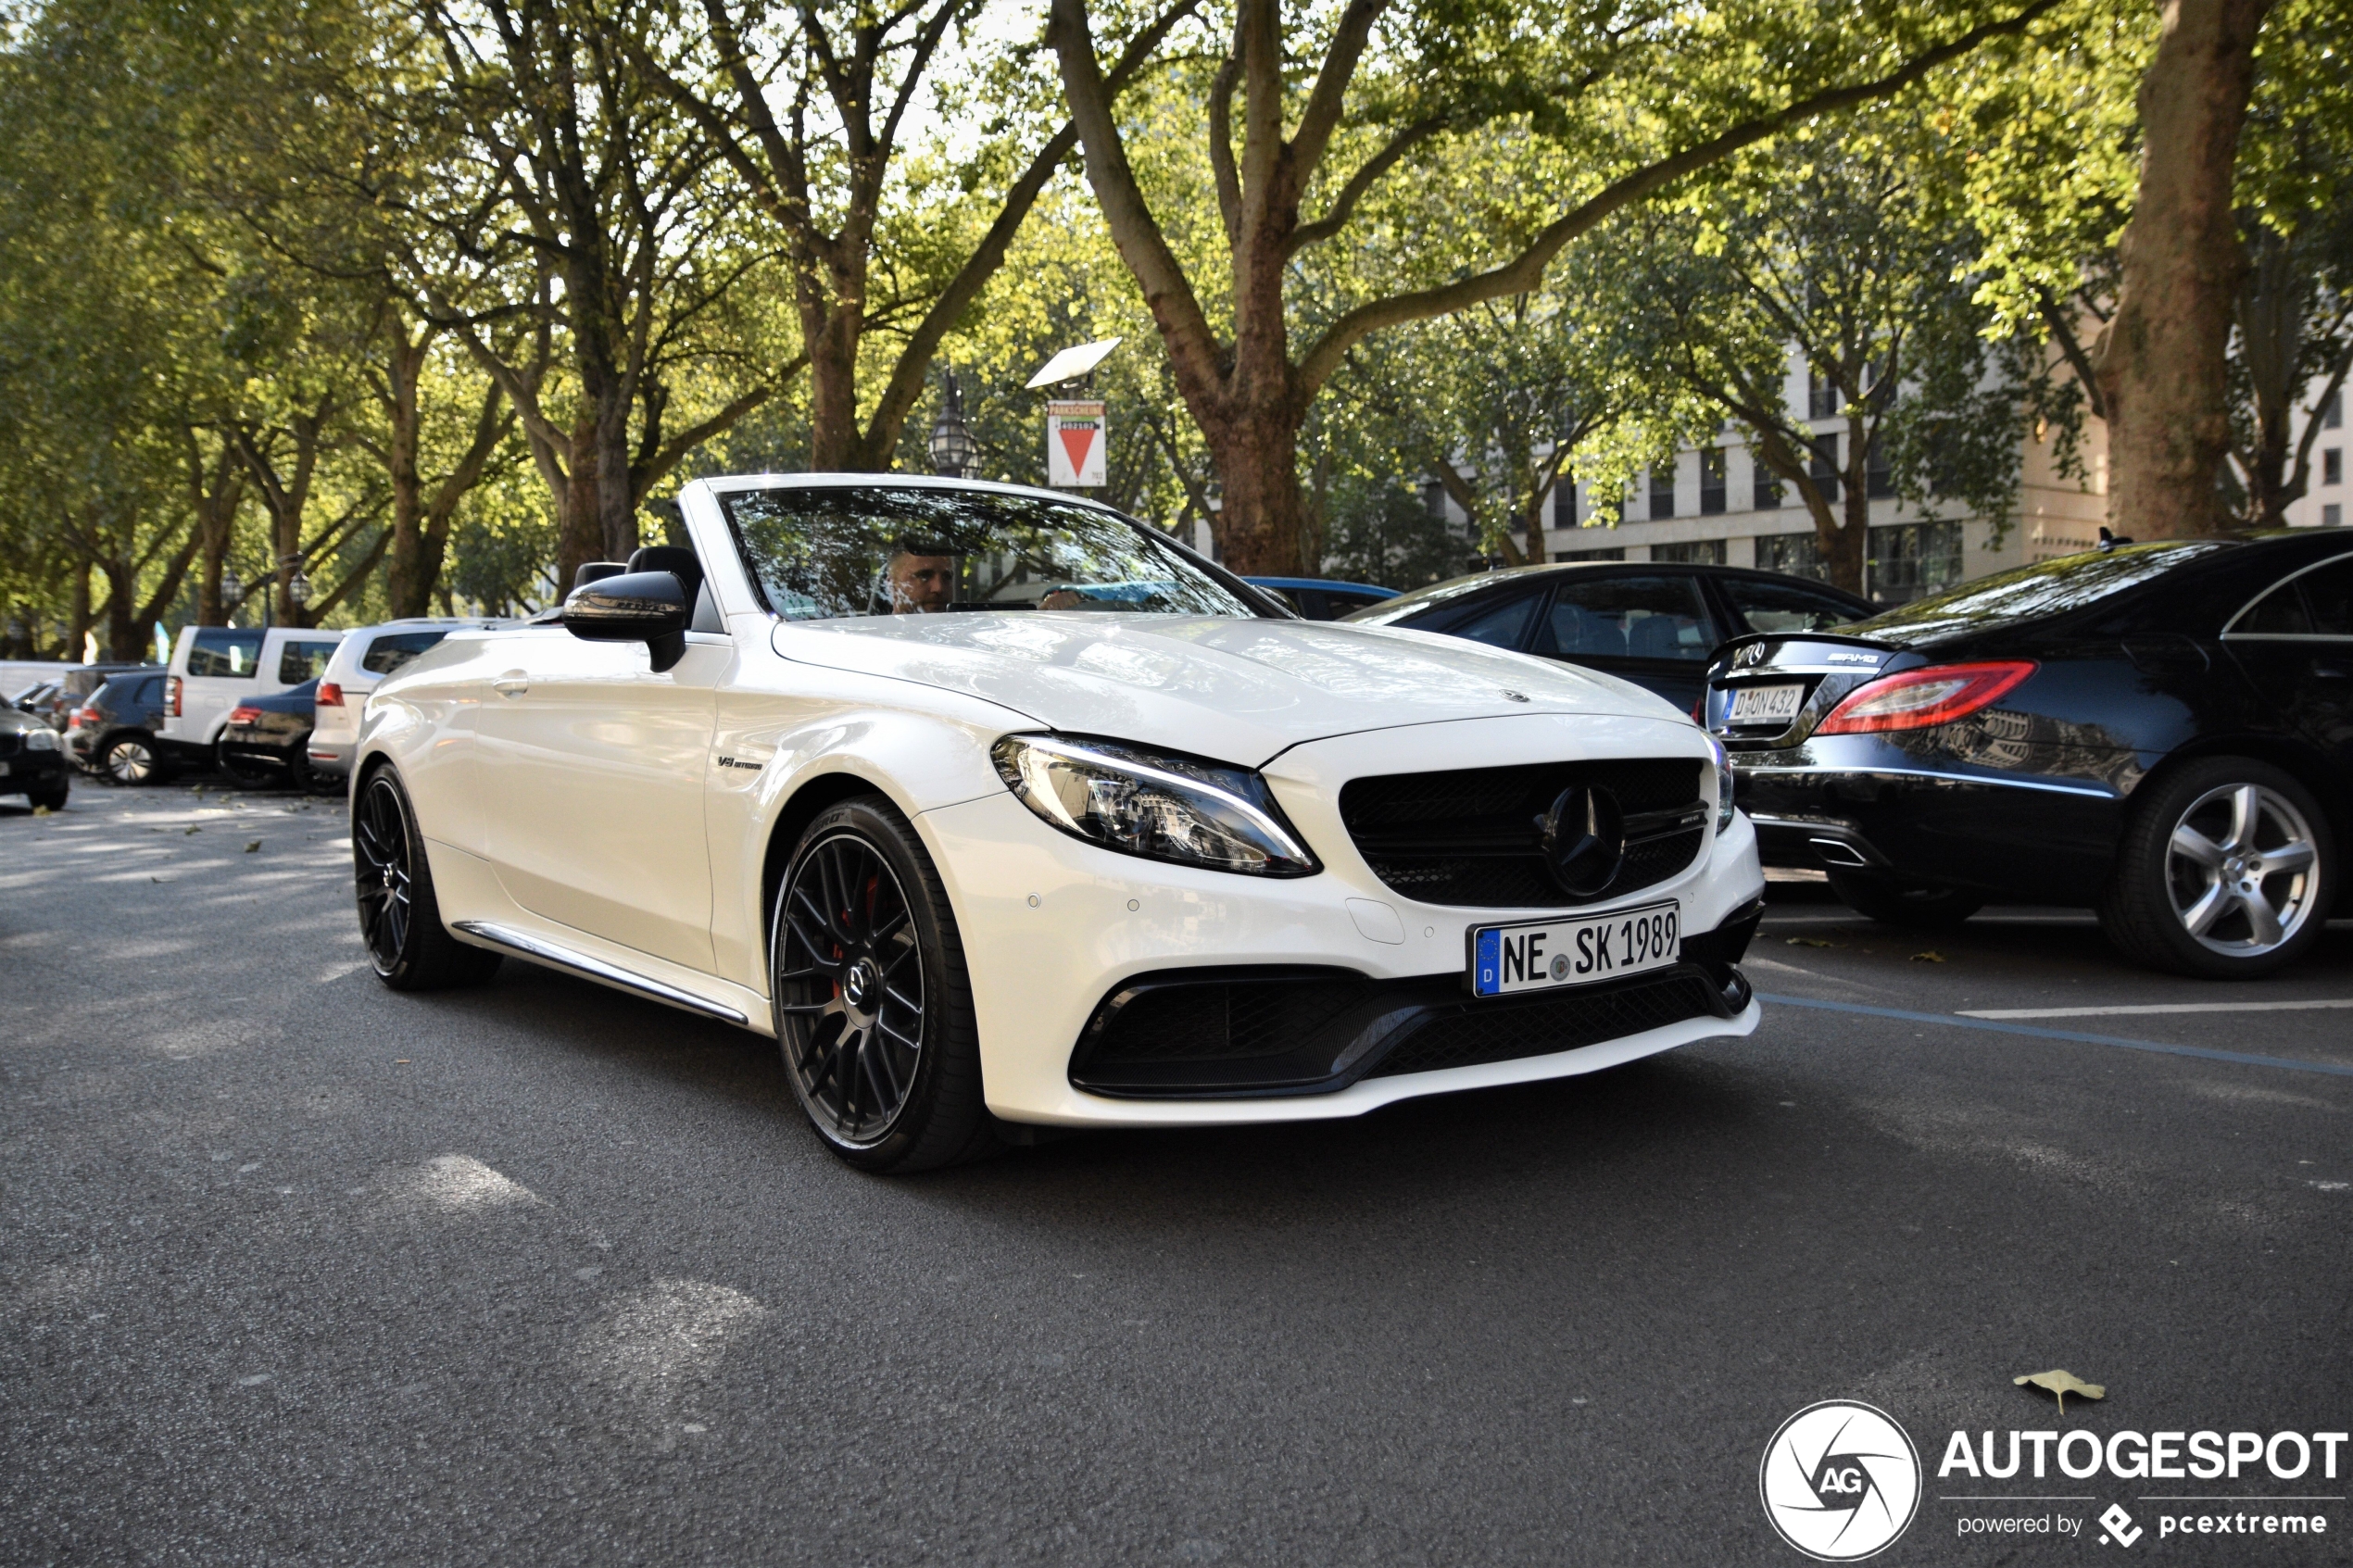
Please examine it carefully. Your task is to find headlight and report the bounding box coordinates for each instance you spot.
[23,728,58,752]
[992,734,1319,877]
[1708,735,1735,833]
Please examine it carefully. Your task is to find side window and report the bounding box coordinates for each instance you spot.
[279,641,338,684]
[1539,575,1718,661]
[360,631,449,676]
[1424,588,1541,651]
[2297,556,2353,634]
[1722,576,1862,634]
[2232,578,2317,636]
[187,629,264,679]
[1323,591,1387,617]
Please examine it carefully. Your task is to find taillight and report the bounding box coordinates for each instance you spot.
[1814,660,2037,734]
[75,706,103,726]
[316,682,344,707]
[168,676,182,717]
[227,704,262,724]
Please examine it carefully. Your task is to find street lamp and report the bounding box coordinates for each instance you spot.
[220,567,244,613]
[928,369,975,479]
[287,568,311,608]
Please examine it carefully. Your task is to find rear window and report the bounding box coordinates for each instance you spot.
[1844,542,2230,643]
[360,631,450,676]
[187,629,263,678]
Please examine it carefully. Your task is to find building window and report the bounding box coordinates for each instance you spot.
[1808,370,1841,420]
[1554,546,1625,561]
[2326,504,2344,528]
[1867,433,1894,498]
[1651,539,1727,565]
[1755,532,1828,583]
[1754,462,1783,510]
[2326,392,2344,431]
[1868,521,1964,606]
[1650,464,1675,520]
[1420,480,1447,519]
[2324,447,2342,485]
[1810,433,1841,502]
[1700,449,1727,514]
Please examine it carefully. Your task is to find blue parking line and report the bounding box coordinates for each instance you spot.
[1756,993,2353,1080]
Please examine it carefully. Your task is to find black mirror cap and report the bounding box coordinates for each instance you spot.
[561,570,690,671]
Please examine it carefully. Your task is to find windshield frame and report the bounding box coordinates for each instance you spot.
[712,480,1292,624]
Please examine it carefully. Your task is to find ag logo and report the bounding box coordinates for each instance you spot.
[1759,1400,1921,1561]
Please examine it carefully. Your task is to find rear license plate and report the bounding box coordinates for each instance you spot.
[0,760,10,776]
[1727,683,1806,724]
[1469,901,1680,997]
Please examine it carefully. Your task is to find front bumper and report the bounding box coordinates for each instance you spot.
[921,715,1767,1127]
[1734,736,2131,902]
[0,746,69,793]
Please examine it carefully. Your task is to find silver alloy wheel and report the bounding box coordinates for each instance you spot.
[105,737,156,784]
[2164,782,2322,957]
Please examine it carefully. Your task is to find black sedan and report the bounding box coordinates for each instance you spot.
[217,678,319,790]
[1342,562,1873,709]
[1706,533,2351,978]
[0,702,71,809]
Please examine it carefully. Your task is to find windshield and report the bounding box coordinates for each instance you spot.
[1844,542,2233,643]
[1340,569,1546,627]
[720,486,1263,621]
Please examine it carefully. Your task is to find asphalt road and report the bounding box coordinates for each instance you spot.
[5,777,2349,1566]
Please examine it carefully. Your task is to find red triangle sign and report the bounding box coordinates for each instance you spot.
[1057,424,1097,477]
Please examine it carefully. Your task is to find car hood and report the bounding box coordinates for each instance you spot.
[771,613,1681,763]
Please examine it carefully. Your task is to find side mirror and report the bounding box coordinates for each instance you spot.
[561,570,690,671]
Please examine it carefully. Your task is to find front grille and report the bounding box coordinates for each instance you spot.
[1365,970,1721,1079]
[0,732,19,759]
[1340,759,1706,908]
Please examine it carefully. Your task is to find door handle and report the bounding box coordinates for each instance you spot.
[492,671,529,698]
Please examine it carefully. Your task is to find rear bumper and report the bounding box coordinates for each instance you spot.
[305,739,352,774]
[1735,745,2130,902]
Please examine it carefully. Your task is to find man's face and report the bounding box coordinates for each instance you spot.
[887,553,955,613]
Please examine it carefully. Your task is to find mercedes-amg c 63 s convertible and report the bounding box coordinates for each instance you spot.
[352,477,1765,1171]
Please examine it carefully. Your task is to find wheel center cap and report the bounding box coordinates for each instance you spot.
[843,959,878,1010]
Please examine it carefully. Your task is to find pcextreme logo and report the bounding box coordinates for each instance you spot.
[1760,1400,1924,1562]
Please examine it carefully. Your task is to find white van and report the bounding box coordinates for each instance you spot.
[306,618,505,779]
[161,625,344,765]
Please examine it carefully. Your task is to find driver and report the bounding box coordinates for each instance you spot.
[884,545,957,613]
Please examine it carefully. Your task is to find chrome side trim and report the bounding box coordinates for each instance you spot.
[1730,761,2120,799]
[452,921,749,1024]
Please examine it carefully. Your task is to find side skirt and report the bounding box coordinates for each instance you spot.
[453,920,749,1026]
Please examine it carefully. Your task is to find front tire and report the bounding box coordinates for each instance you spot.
[1826,867,1985,930]
[355,768,502,991]
[2098,757,2332,979]
[771,797,997,1173]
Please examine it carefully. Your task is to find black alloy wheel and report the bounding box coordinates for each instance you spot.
[1826,867,1986,931]
[101,734,164,785]
[353,768,501,991]
[772,797,995,1173]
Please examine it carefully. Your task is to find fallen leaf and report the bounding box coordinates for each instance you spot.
[2014,1369,2106,1413]
[395,1059,410,1064]
[183,825,201,835]
[32,805,51,817]
[244,840,261,853]
[1785,936,1842,948]
[1910,950,1947,963]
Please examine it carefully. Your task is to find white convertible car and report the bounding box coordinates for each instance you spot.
[354,477,1765,1171]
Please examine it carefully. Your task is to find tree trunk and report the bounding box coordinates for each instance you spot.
[68,558,94,659]
[2094,0,2272,539]
[383,324,433,619]
[1205,410,1307,573]
[803,284,864,471]
[558,412,604,591]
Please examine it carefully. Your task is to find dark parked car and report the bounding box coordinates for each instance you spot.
[1341,562,1873,709]
[1241,575,1401,620]
[216,678,319,790]
[0,702,71,809]
[1706,533,2352,978]
[66,670,177,784]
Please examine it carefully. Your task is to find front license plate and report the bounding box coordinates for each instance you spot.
[1727,683,1806,724]
[1470,901,1680,997]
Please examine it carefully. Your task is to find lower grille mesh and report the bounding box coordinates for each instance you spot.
[1365,971,1720,1079]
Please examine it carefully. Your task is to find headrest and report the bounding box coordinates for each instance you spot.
[627,546,701,586]
[572,561,628,590]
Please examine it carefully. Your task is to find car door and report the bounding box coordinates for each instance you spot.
[476,624,727,972]
[1530,571,1722,709]
[2221,550,2353,763]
